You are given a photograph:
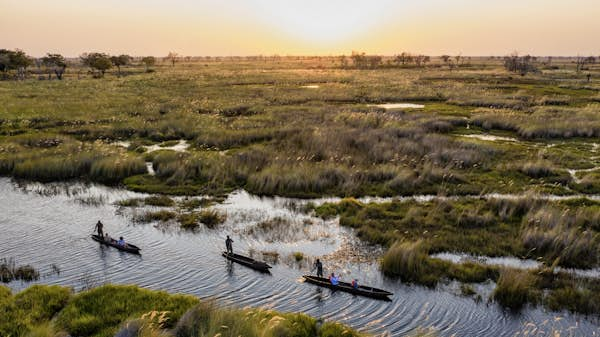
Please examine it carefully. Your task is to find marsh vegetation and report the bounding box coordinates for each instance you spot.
[2,53,600,324]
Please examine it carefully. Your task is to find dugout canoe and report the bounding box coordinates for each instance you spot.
[91,234,141,254]
[302,275,392,300]
[222,252,271,273]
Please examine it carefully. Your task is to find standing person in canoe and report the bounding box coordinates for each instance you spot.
[313,258,323,277]
[225,235,234,254]
[94,220,104,238]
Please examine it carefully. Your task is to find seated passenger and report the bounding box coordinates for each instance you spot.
[329,273,339,286]
[351,279,358,289]
[117,236,126,246]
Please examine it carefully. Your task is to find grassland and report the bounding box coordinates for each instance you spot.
[0,284,364,337]
[1,57,599,197]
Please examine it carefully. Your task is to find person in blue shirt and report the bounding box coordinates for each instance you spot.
[117,236,126,247]
[329,273,339,286]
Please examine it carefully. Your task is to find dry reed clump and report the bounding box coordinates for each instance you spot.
[492,269,539,310]
[473,106,600,139]
[198,209,226,228]
[521,207,600,268]
[381,241,439,286]
[136,210,177,223]
[0,258,40,283]
[144,195,175,207]
[518,160,557,178]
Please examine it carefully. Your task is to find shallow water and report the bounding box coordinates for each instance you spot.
[114,140,190,153]
[432,253,600,279]
[1,178,599,337]
[371,103,425,109]
[461,134,519,142]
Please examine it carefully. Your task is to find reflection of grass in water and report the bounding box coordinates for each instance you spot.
[245,216,328,243]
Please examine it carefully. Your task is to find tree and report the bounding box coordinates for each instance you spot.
[110,54,131,76]
[394,52,413,66]
[41,53,67,80]
[504,53,538,76]
[80,52,112,77]
[0,49,33,79]
[576,56,596,72]
[441,55,451,63]
[338,55,348,68]
[0,49,11,73]
[350,51,382,69]
[166,52,179,67]
[141,56,156,72]
[414,55,430,67]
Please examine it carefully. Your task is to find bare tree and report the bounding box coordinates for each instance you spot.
[394,52,413,66]
[166,52,179,67]
[576,56,596,72]
[504,52,538,76]
[414,55,430,67]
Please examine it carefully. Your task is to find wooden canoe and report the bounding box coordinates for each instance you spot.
[303,275,392,300]
[222,252,271,273]
[91,234,141,255]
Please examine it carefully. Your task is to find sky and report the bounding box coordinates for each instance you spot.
[2,0,600,57]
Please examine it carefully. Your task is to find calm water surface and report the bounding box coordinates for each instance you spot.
[1,178,598,337]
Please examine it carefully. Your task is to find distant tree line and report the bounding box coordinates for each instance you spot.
[0,48,159,80]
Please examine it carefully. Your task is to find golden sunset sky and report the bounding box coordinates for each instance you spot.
[2,0,599,57]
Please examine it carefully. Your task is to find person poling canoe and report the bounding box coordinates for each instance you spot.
[94,220,104,237]
[313,258,323,277]
[225,235,234,254]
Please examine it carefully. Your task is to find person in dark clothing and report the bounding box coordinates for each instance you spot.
[314,258,323,277]
[94,221,104,238]
[225,235,233,254]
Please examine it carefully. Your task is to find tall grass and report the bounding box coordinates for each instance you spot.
[13,154,96,182]
[0,285,71,337]
[56,284,198,337]
[89,156,147,184]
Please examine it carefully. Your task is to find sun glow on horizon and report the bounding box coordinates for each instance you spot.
[1,0,600,56]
